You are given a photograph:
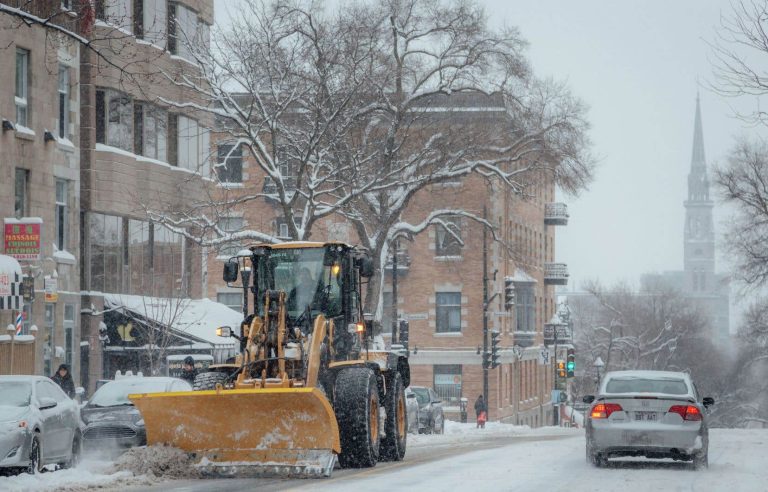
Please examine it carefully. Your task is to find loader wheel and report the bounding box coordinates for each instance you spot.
[334,368,380,468]
[380,372,407,462]
[193,371,229,390]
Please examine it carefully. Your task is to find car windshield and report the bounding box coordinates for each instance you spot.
[267,248,342,318]
[605,377,689,395]
[0,382,32,407]
[411,387,430,405]
[89,379,170,407]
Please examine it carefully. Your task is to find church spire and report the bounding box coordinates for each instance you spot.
[691,92,706,169]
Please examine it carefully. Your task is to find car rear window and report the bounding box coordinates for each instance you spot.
[89,379,170,407]
[605,378,689,395]
[0,381,31,407]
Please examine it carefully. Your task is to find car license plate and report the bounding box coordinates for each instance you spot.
[623,431,652,445]
[634,411,657,422]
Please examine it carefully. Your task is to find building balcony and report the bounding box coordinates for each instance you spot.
[512,331,536,348]
[544,203,569,226]
[544,263,569,285]
[384,250,411,274]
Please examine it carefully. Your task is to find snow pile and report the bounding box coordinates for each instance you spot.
[0,459,141,492]
[112,444,201,480]
[409,420,577,448]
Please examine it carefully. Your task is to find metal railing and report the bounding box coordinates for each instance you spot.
[544,203,569,225]
[544,263,569,285]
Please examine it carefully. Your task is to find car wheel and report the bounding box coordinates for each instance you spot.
[26,437,41,475]
[693,451,708,470]
[63,432,82,469]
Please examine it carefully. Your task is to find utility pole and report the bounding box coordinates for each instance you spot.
[482,206,489,407]
[553,328,559,426]
[391,239,398,344]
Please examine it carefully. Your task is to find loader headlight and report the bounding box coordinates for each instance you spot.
[331,263,341,276]
[217,326,232,337]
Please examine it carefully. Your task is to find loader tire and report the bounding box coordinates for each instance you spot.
[334,367,380,468]
[380,372,407,462]
[193,371,229,390]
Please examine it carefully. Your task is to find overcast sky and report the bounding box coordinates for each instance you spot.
[488,0,763,291]
[214,0,762,293]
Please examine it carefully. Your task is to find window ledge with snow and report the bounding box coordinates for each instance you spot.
[14,124,35,140]
[433,332,462,337]
[57,137,75,151]
[53,249,77,265]
[218,182,244,189]
[169,54,201,69]
[96,144,206,178]
[435,255,463,262]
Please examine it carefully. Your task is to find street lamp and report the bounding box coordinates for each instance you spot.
[594,356,605,389]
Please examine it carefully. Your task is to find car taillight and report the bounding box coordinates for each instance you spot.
[668,405,702,421]
[590,403,623,419]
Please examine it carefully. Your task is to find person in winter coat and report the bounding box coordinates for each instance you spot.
[51,363,76,398]
[180,356,198,385]
[475,395,487,429]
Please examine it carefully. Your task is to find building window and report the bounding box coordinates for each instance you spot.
[15,48,29,127]
[58,65,70,138]
[135,103,168,161]
[89,213,123,293]
[64,304,75,366]
[14,168,29,218]
[436,292,461,333]
[216,143,243,183]
[217,292,242,312]
[177,116,210,174]
[433,364,462,403]
[275,216,301,240]
[102,0,132,31]
[169,2,200,60]
[96,89,133,151]
[128,219,151,295]
[218,216,244,257]
[135,0,168,46]
[515,283,535,332]
[435,217,462,256]
[55,179,69,250]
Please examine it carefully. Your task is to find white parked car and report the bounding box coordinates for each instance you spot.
[0,375,82,475]
[584,370,714,469]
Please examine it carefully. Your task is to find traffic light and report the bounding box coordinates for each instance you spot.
[482,351,491,369]
[490,330,501,368]
[504,278,515,310]
[557,360,566,379]
[566,348,575,377]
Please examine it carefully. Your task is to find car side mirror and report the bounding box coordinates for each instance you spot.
[39,397,57,410]
[702,397,714,407]
[223,260,239,283]
[407,393,416,399]
[582,395,595,404]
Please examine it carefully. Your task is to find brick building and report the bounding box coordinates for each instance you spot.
[206,92,570,426]
[1,2,82,379]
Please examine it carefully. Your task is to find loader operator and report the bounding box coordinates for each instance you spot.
[289,267,318,314]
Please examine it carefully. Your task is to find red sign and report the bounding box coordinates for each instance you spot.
[4,220,42,261]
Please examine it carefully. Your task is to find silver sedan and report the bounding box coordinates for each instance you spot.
[584,370,713,469]
[0,375,82,475]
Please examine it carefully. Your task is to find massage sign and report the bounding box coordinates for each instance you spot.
[4,219,42,261]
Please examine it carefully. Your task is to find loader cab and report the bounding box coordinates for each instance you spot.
[233,243,372,348]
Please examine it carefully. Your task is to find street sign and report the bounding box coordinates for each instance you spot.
[44,277,58,303]
[0,273,10,296]
[538,348,550,365]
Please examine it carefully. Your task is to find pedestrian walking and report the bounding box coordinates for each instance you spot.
[51,363,76,398]
[475,394,487,429]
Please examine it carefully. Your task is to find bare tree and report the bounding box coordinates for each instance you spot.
[144,0,593,319]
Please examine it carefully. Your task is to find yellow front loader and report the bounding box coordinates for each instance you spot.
[130,242,410,477]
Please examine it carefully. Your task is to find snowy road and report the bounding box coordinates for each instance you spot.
[2,424,767,491]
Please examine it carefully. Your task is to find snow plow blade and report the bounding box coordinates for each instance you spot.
[129,387,340,478]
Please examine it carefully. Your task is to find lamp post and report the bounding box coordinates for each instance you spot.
[594,356,605,390]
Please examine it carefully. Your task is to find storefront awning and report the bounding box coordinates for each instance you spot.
[103,294,239,351]
[0,254,23,311]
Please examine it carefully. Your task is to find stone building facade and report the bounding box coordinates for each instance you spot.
[0,2,82,379]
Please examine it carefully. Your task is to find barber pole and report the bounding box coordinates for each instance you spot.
[14,312,23,336]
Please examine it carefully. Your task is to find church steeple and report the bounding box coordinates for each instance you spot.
[683,94,715,294]
[691,91,706,170]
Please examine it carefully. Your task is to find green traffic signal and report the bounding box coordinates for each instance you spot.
[566,361,575,371]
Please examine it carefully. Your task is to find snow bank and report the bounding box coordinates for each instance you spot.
[112,445,201,479]
[409,420,578,448]
[0,459,143,492]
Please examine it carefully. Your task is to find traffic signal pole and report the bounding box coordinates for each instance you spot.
[482,206,489,409]
[553,329,559,426]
